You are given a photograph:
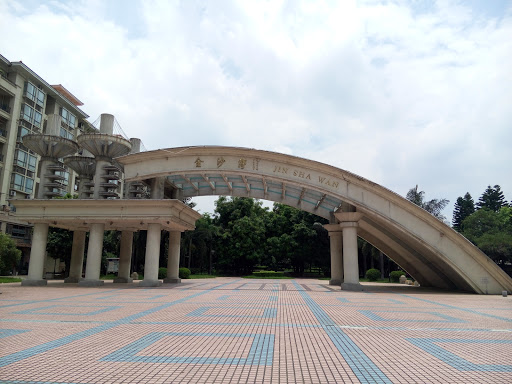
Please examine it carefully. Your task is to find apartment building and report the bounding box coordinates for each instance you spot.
[0,54,93,270]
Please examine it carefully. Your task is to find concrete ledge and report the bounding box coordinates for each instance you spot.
[78,279,105,287]
[138,279,162,287]
[64,277,81,283]
[341,282,364,291]
[163,277,181,284]
[113,277,133,283]
[21,279,47,286]
[329,279,342,286]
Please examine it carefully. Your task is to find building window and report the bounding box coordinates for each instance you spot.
[12,173,24,190]
[14,149,37,175]
[11,172,34,193]
[8,225,28,239]
[24,82,36,101]
[15,150,28,168]
[25,177,34,193]
[60,127,73,140]
[22,104,33,121]
[24,81,45,107]
[20,103,42,128]
[55,170,69,186]
[17,126,30,141]
[59,107,76,138]
[28,155,37,172]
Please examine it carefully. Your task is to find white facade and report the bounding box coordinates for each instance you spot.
[0,53,92,270]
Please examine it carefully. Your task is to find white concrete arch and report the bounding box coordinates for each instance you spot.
[118,146,512,294]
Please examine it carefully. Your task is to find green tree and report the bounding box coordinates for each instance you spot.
[462,206,512,266]
[46,228,73,276]
[182,214,218,273]
[452,192,475,231]
[213,197,267,274]
[406,185,449,221]
[266,203,328,276]
[46,193,78,276]
[0,232,22,274]
[477,185,508,212]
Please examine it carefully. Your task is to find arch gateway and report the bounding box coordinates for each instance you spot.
[15,145,512,294]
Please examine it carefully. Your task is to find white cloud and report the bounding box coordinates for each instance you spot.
[1,0,511,216]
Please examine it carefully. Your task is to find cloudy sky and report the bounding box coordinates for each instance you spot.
[1,0,511,219]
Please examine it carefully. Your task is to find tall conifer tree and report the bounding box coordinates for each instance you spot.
[452,192,475,231]
[477,185,508,212]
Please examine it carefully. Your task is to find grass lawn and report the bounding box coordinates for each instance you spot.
[359,277,392,283]
[100,274,118,280]
[0,277,22,283]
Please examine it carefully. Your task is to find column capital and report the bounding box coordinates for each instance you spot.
[323,223,343,234]
[334,212,363,223]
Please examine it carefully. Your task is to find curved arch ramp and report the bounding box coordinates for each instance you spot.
[119,146,512,294]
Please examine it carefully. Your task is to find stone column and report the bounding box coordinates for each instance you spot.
[22,223,49,286]
[79,223,105,286]
[139,223,162,286]
[78,175,92,199]
[164,231,181,284]
[324,224,343,285]
[341,223,360,286]
[64,230,86,283]
[37,159,50,199]
[335,212,363,291]
[114,231,134,283]
[150,177,165,199]
[92,158,109,199]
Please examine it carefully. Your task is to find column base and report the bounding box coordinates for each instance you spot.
[329,279,342,286]
[163,277,181,284]
[78,279,104,287]
[139,279,162,287]
[64,277,81,283]
[113,277,133,283]
[341,282,364,291]
[21,279,47,286]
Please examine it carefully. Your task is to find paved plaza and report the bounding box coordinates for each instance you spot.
[0,278,511,383]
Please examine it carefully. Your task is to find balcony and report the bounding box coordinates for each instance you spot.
[0,102,10,114]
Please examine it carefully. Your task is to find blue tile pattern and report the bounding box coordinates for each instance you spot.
[101,331,274,365]
[359,310,466,323]
[0,329,29,338]
[14,305,121,316]
[407,338,512,372]
[291,281,393,384]
[186,306,277,319]
[400,294,512,323]
[0,280,241,368]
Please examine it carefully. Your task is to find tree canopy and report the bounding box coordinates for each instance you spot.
[406,185,449,221]
[477,185,508,212]
[462,206,512,266]
[0,232,22,274]
[452,192,475,231]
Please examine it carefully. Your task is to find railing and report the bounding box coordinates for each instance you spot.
[0,102,10,114]
[0,72,17,87]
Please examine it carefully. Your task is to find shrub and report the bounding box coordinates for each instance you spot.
[158,267,167,279]
[390,270,406,283]
[365,268,381,282]
[179,267,191,279]
[251,271,285,278]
